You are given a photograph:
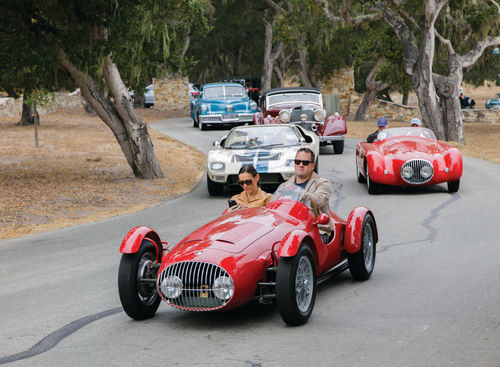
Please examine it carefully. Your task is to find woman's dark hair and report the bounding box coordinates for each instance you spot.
[296,147,315,164]
[238,164,258,177]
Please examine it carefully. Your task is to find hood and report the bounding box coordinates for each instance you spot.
[167,208,277,260]
[376,136,449,157]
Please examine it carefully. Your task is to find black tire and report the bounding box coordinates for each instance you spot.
[357,162,366,183]
[348,213,376,281]
[207,175,224,196]
[118,241,161,320]
[199,116,207,131]
[366,166,380,195]
[447,179,460,193]
[276,244,316,326]
[333,140,344,154]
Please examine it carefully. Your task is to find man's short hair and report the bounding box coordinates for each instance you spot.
[296,147,315,164]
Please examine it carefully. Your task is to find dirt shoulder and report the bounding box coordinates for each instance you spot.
[1,100,499,241]
[0,107,205,240]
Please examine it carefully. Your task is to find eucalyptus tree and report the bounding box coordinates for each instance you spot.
[317,0,500,143]
[0,0,207,179]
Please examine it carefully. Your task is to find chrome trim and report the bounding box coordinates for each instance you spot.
[158,261,233,311]
[400,159,434,184]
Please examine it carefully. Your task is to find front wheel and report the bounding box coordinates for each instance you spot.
[366,167,380,195]
[207,175,224,196]
[447,179,460,193]
[276,244,316,326]
[357,162,366,183]
[348,213,376,281]
[118,241,161,320]
[333,140,344,154]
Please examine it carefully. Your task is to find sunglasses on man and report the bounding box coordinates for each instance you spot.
[238,179,254,186]
[294,159,313,166]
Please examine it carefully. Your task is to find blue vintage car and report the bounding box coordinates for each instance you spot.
[485,93,500,109]
[191,82,258,130]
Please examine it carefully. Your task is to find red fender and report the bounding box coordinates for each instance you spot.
[366,152,385,183]
[277,229,311,258]
[119,226,162,262]
[344,207,378,254]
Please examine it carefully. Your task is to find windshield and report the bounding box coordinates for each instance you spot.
[223,126,302,149]
[270,183,311,207]
[203,85,245,99]
[376,127,436,141]
[267,92,321,106]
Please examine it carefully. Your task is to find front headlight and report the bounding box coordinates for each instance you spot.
[200,104,208,113]
[210,162,225,171]
[279,110,291,123]
[420,165,433,178]
[160,276,183,299]
[401,165,414,179]
[250,101,257,110]
[314,109,327,121]
[213,276,234,300]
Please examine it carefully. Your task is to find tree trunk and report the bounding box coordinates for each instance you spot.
[17,97,39,126]
[297,37,313,87]
[434,54,465,143]
[402,92,409,105]
[59,51,164,179]
[261,16,283,92]
[354,57,389,121]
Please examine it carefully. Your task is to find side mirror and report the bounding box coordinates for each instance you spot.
[213,141,220,148]
[314,213,330,226]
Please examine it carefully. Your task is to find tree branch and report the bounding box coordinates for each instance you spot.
[315,0,343,22]
[264,0,288,15]
[488,0,500,14]
[462,36,500,68]
[434,29,455,54]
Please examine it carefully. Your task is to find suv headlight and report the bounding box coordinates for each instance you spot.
[279,110,291,123]
[314,109,326,121]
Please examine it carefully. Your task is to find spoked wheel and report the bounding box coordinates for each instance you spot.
[366,166,380,195]
[118,241,161,320]
[348,213,376,281]
[276,244,316,326]
[447,179,460,193]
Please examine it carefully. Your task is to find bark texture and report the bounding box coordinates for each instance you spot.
[59,51,164,179]
[17,97,39,126]
[261,15,284,91]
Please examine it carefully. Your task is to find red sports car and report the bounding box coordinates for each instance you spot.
[118,184,377,326]
[253,87,347,154]
[355,127,463,194]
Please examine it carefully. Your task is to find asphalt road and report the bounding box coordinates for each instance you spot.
[1,117,499,367]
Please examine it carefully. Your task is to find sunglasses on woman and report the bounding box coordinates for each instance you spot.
[294,159,313,166]
[238,179,254,186]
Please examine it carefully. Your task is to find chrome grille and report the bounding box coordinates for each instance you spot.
[157,261,233,311]
[400,159,434,184]
[290,109,314,122]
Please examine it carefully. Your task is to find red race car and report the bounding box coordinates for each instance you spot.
[118,184,377,326]
[355,127,463,194]
[253,87,347,154]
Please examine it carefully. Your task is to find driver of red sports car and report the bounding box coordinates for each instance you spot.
[277,148,334,244]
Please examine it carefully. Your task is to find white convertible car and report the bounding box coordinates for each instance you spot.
[206,124,320,195]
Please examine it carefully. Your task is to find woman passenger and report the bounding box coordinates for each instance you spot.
[231,164,272,208]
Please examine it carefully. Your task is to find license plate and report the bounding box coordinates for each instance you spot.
[223,114,237,120]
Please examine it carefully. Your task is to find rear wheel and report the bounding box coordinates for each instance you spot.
[276,244,316,326]
[333,140,344,154]
[447,179,460,193]
[118,241,161,320]
[207,175,224,196]
[348,214,376,281]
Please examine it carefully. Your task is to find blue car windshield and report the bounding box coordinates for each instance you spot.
[203,86,245,99]
[224,126,302,149]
